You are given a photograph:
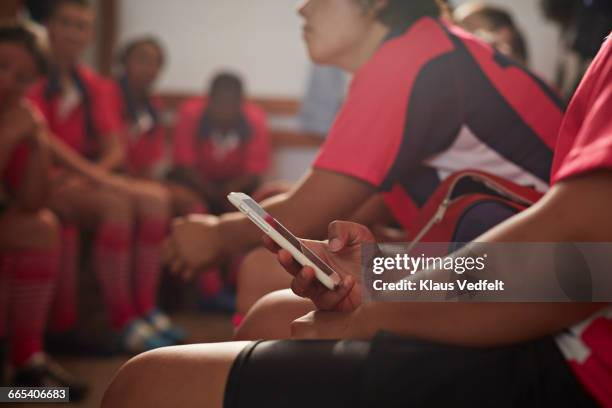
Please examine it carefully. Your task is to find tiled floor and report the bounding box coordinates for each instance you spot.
[5,312,234,408]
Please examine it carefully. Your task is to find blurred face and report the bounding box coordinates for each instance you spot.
[209,90,242,130]
[125,43,163,91]
[0,42,39,110]
[47,4,94,64]
[298,0,381,68]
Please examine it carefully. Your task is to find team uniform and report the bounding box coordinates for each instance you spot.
[314,17,564,232]
[223,21,611,408]
[28,65,121,160]
[106,78,166,176]
[552,34,612,407]
[172,97,270,185]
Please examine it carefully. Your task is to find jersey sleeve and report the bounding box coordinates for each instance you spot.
[244,106,271,175]
[172,102,199,166]
[313,22,457,189]
[552,40,612,184]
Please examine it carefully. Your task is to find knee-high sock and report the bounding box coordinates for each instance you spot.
[132,218,166,315]
[9,248,59,366]
[48,226,78,333]
[94,222,136,330]
[0,253,11,339]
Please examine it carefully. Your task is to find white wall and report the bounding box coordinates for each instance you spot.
[118,0,310,98]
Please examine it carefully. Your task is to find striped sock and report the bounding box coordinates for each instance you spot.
[48,226,79,333]
[94,222,136,330]
[9,248,59,366]
[133,218,166,315]
[0,253,11,338]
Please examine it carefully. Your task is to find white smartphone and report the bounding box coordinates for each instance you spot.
[227,192,341,290]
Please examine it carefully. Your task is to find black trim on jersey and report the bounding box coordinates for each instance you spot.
[381,23,559,207]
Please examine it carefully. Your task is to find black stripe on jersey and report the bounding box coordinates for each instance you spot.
[382,24,558,207]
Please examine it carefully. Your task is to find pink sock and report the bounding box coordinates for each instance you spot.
[48,226,79,333]
[9,248,59,366]
[0,253,11,338]
[133,218,166,315]
[94,222,136,330]
[199,268,222,298]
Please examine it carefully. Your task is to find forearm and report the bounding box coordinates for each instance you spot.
[49,135,110,184]
[352,301,606,346]
[96,133,126,172]
[352,173,612,345]
[218,169,375,256]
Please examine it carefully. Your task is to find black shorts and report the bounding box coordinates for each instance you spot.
[224,332,597,408]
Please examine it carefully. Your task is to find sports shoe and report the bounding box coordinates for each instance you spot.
[12,353,88,402]
[119,319,174,354]
[145,309,187,344]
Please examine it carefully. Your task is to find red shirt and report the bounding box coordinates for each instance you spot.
[313,18,563,232]
[552,35,612,407]
[105,79,165,175]
[27,65,121,159]
[172,97,270,182]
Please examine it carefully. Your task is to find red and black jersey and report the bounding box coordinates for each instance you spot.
[552,34,612,407]
[313,17,565,231]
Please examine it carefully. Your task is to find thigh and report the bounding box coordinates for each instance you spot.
[361,332,597,408]
[48,175,131,227]
[104,341,249,408]
[225,339,370,408]
[128,179,171,219]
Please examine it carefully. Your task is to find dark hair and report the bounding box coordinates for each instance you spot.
[49,0,92,18]
[209,72,244,99]
[0,21,49,75]
[454,5,529,63]
[369,0,451,33]
[118,36,165,67]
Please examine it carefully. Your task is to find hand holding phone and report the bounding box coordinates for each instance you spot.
[228,192,341,290]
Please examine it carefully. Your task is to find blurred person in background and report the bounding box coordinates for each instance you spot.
[168,72,272,312]
[540,0,612,99]
[453,2,529,66]
[0,20,87,398]
[27,0,183,354]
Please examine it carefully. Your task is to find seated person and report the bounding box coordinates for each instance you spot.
[453,2,529,66]
[169,72,271,215]
[27,0,182,353]
[105,27,611,408]
[0,21,87,397]
[166,0,564,321]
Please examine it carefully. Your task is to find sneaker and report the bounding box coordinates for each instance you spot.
[197,289,236,314]
[145,309,187,344]
[120,319,174,354]
[12,353,88,402]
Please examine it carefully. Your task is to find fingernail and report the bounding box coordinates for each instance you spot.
[329,238,342,252]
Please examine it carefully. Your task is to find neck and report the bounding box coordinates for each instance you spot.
[124,77,148,102]
[338,23,390,73]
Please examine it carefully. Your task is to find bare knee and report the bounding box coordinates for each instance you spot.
[133,182,171,219]
[97,190,133,223]
[0,208,60,249]
[234,289,313,340]
[236,248,291,315]
[103,349,164,408]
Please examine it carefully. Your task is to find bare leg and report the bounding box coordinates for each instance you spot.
[103,341,249,408]
[236,248,292,316]
[234,289,314,340]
